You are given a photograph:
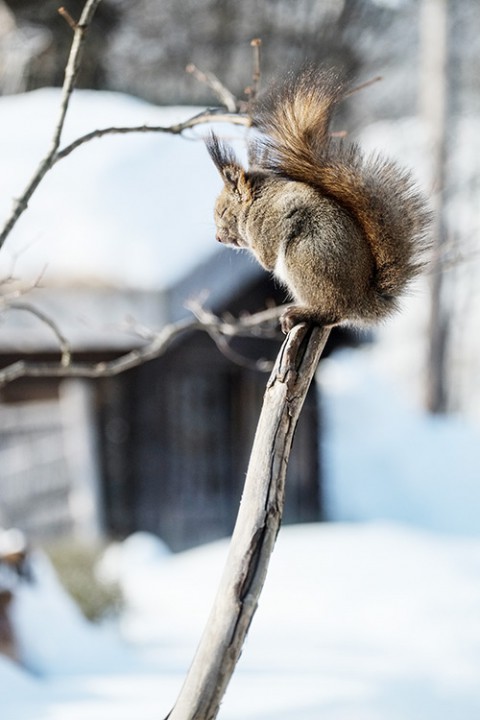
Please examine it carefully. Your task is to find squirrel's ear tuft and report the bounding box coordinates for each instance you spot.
[206,132,237,172]
[206,132,251,200]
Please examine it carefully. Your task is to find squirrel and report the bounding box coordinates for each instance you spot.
[206,67,431,333]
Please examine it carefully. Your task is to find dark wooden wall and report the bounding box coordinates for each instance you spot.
[99,328,321,551]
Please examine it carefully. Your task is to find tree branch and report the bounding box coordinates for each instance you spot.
[0,305,286,388]
[187,300,282,372]
[244,38,262,106]
[3,300,72,367]
[54,110,251,163]
[186,64,239,112]
[167,323,331,720]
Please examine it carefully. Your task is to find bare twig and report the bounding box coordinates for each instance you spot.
[0,0,102,248]
[244,38,262,104]
[187,300,282,371]
[186,301,284,337]
[0,0,254,249]
[0,304,286,388]
[167,324,331,720]
[58,6,78,31]
[186,64,238,112]
[54,110,251,162]
[206,332,272,372]
[0,316,194,387]
[345,75,383,98]
[3,301,72,367]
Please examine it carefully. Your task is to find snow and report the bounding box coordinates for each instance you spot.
[2,523,480,719]
[319,347,480,535]
[11,550,131,676]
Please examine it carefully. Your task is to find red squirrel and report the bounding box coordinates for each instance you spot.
[207,68,431,332]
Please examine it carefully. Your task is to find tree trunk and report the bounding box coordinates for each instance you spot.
[420,0,451,413]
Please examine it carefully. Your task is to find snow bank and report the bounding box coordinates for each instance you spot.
[10,549,132,676]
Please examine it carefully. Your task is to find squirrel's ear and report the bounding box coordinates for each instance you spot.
[206,132,252,200]
[222,165,252,201]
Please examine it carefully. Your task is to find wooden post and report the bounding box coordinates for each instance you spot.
[168,323,331,720]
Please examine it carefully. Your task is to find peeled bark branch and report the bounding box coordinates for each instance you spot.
[167,323,331,720]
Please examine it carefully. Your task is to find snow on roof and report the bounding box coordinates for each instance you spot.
[0,88,240,291]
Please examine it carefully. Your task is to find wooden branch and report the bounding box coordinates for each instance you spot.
[344,75,383,99]
[0,316,197,387]
[187,300,283,372]
[167,323,331,720]
[186,64,238,113]
[4,301,72,367]
[0,0,102,249]
[244,38,262,104]
[0,305,286,388]
[58,6,78,31]
[54,110,251,163]
[186,301,284,338]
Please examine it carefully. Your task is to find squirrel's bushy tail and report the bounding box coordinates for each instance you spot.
[251,68,431,310]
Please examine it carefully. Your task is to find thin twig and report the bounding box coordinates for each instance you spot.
[54,110,251,162]
[187,299,284,337]
[0,305,286,388]
[0,316,194,387]
[1,2,255,251]
[345,75,383,98]
[206,330,273,372]
[3,300,72,367]
[186,64,238,112]
[0,0,102,249]
[189,299,273,371]
[244,38,262,105]
[58,6,78,30]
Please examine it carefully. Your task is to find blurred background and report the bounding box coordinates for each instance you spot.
[0,1,479,718]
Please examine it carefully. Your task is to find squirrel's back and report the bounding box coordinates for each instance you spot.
[251,68,431,318]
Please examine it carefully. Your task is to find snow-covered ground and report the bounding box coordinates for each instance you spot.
[2,521,480,720]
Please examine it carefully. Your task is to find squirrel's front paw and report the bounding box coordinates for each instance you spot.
[280,306,338,334]
[280,306,312,334]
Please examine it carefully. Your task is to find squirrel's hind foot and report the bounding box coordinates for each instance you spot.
[280,306,339,334]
